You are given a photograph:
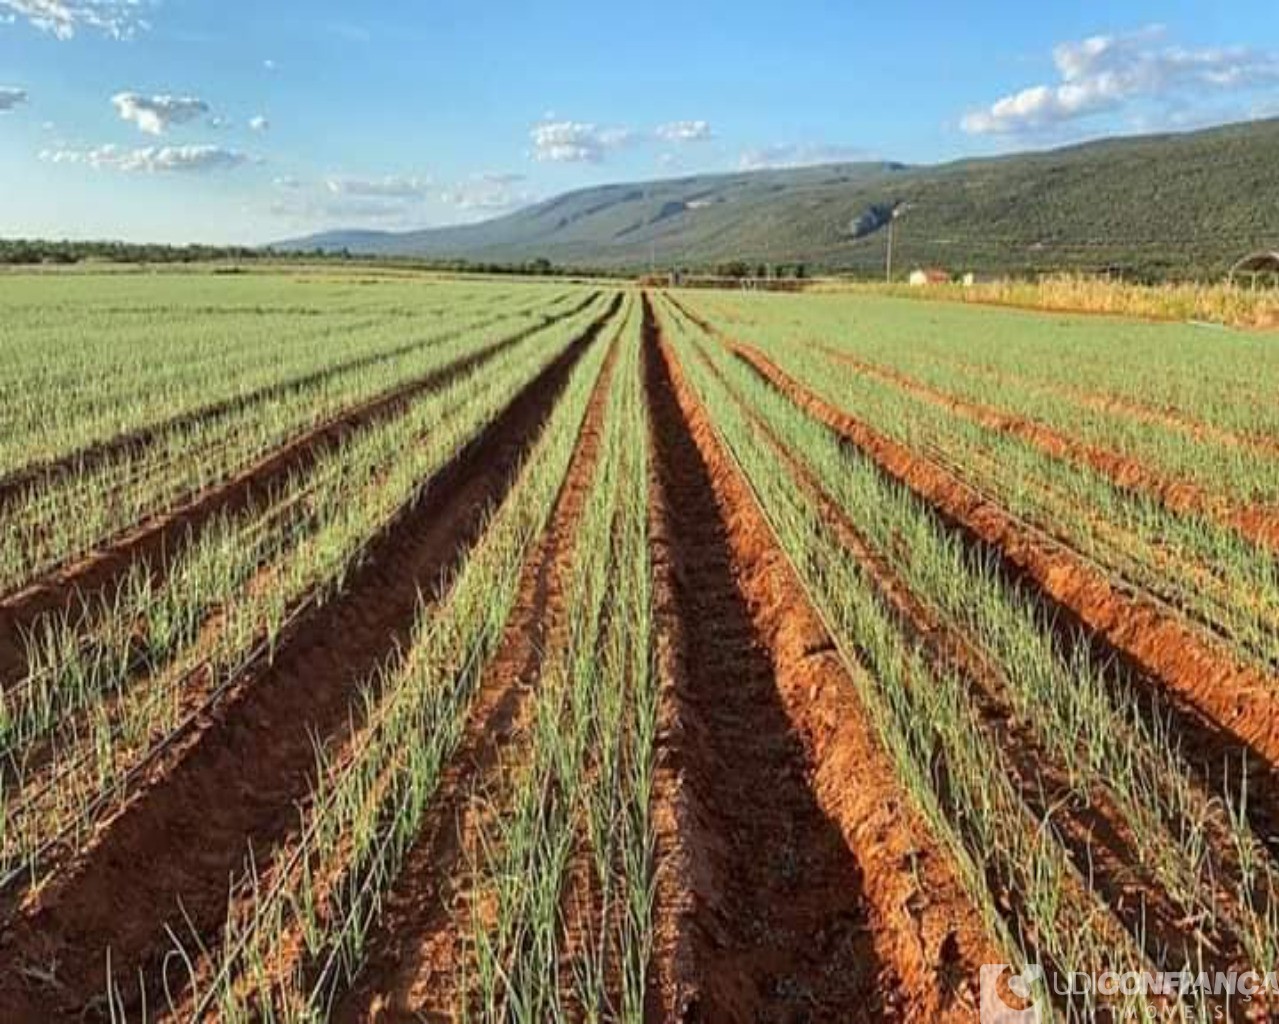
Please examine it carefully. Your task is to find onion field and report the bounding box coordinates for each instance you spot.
[0,270,1276,1023]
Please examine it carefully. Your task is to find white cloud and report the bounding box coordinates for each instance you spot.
[0,86,26,111]
[962,27,1279,135]
[530,119,634,162]
[655,119,713,143]
[268,174,441,230]
[1252,97,1279,121]
[737,142,867,170]
[440,172,534,212]
[112,92,210,135]
[40,143,248,172]
[326,21,370,44]
[325,175,432,199]
[249,114,269,133]
[0,0,151,39]
[269,191,428,229]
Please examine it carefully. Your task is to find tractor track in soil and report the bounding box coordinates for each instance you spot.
[0,292,603,689]
[726,340,1279,851]
[809,344,1279,552]
[668,314,1256,972]
[327,311,624,1024]
[0,294,621,1024]
[643,294,994,1024]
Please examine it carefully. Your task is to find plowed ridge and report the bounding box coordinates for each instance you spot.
[0,296,620,1024]
[0,292,603,689]
[731,342,1279,807]
[813,344,1279,551]
[644,295,993,1024]
[330,308,623,1024]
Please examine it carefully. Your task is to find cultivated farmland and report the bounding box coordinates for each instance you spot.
[0,270,1276,1023]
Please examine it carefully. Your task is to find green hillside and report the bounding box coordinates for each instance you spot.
[282,118,1279,279]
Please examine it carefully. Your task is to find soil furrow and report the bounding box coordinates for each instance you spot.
[644,295,994,1024]
[0,294,620,1024]
[327,314,623,1024]
[942,356,1279,462]
[0,290,577,511]
[0,291,602,689]
[812,344,1279,551]
[670,316,1247,972]
[730,342,1279,846]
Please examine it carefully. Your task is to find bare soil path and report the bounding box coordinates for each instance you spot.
[644,295,993,1024]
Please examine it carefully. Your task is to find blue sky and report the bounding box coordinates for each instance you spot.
[1,0,1277,244]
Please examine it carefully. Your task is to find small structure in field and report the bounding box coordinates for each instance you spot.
[909,267,950,286]
[962,271,996,287]
[1230,251,1279,289]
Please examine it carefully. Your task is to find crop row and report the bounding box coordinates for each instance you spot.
[0,294,616,894]
[0,276,555,475]
[169,297,643,1021]
[0,287,586,596]
[654,293,1278,1018]
[672,292,1279,683]
[466,299,654,1024]
[692,289,1279,441]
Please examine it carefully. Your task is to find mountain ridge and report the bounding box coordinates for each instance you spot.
[279,119,1279,279]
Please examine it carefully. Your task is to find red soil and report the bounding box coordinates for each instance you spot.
[644,295,995,1024]
[731,344,1279,819]
[328,311,623,1024]
[0,297,620,1024]
[0,290,584,511]
[0,292,603,689]
[815,345,1279,551]
[946,357,1279,462]
[679,328,1249,971]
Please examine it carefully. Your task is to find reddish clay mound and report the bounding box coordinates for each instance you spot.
[329,315,623,1024]
[644,295,994,1024]
[0,298,620,1024]
[731,344,1279,826]
[814,345,1279,552]
[0,292,603,689]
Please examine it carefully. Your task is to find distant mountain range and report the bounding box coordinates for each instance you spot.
[279,118,1279,278]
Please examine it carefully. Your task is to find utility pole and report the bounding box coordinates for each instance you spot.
[885,202,912,283]
[885,215,895,283]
